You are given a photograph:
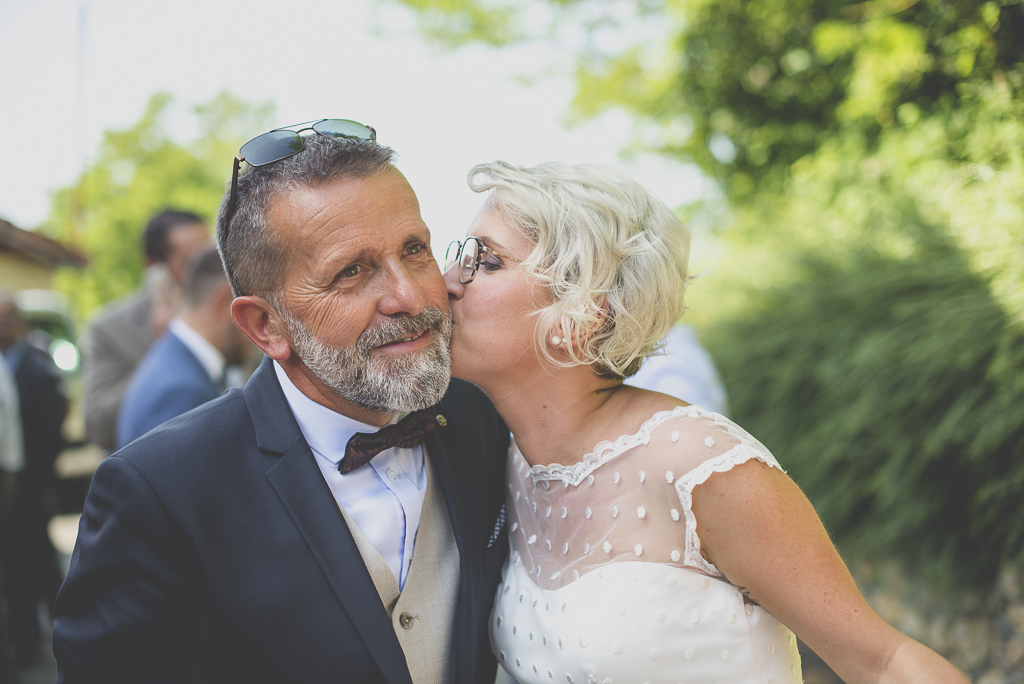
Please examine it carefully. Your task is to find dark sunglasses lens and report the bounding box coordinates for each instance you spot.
[313,119,375,141]
[240,130,303,167]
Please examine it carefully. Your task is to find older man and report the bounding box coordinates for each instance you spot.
[54,122,509,684]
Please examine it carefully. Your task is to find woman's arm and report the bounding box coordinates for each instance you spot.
[691,459,968,684]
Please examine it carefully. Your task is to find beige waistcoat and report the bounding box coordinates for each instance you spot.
[337,456,460,684]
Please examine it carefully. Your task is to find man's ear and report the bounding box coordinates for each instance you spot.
[231,296,292,362]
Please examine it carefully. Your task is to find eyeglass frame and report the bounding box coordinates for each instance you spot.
[445,237,524,284]
[223,118,377,233]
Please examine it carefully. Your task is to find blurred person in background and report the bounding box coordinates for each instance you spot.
[0,357,22,684]
[0,354,22,531]
[627,323,729,416]
[82,209,211,452]
[0,294,67,669]
[116,247,253,448]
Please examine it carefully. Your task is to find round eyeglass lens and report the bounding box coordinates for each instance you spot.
[240,130,303,167]
[444,241,461,271]
[459,239,479,282]
[313,119,375,141]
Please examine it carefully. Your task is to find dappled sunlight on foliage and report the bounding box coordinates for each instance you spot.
[702,86,1024,588]
[46,92,274,321]
[706,245,1024,589]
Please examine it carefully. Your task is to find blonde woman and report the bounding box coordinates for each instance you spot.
[444,161,968,684]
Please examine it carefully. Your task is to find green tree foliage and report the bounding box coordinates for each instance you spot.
[47,92,274,321]
[389,0,1024,588]
[703,88,1024,587]
[392,0,1024,194]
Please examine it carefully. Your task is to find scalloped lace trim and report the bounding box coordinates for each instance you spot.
[529,405,693,486]
[674,444,783,577]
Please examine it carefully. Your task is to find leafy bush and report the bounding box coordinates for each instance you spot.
[700,86,1024,589]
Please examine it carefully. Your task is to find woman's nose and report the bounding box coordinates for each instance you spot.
[443,263,466,300]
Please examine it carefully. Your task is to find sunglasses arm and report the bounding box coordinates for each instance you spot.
[225,155,243,230]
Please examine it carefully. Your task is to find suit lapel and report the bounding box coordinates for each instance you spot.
[245,358,413,684]
[422,407,478,684]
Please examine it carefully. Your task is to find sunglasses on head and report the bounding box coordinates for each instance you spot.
[224,118,377,230]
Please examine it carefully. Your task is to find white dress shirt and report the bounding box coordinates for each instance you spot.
[273,361,427,589]
[169,318,225,386]
[0,359,23,473]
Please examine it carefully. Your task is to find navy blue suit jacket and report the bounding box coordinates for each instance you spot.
[116,331,221,450]
[54,357,510,684]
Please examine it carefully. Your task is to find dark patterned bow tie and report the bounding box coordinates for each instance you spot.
[338,408,439,474]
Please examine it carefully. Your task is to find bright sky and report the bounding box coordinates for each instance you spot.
[0,0,711,256]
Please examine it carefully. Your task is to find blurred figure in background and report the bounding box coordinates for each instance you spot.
[0,294,67,669]
[0,357,22,684]
[82,209,211,452]
[116,247,253,449]
[627,323,729,415]
[0,356,22,529]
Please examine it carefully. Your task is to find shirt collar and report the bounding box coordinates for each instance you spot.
[169,318,225,385]
[272,360,401,465]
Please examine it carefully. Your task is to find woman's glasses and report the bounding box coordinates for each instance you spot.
[224,118,376,230]
[445,237,523,284]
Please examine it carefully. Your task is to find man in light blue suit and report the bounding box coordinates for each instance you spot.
[116,247,251,448]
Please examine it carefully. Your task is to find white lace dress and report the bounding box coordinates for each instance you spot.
[490,406,803,684]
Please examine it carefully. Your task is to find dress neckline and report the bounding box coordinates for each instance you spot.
[523,405,702,487]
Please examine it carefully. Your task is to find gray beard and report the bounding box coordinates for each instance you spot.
[279,305,452,414]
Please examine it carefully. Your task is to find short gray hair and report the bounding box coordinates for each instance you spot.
[468,160,690,378]
[185,246,228,306]
[216,134,397,300]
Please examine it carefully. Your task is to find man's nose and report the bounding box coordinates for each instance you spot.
[443,263,465,301]
[378,262,429,316]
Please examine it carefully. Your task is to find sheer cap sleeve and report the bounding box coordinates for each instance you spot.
[508,406,783,589]
[670,408,784,577]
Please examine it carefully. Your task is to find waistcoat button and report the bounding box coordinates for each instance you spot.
[399,612,418,630]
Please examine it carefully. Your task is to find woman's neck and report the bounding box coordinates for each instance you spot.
[481,365,633,468]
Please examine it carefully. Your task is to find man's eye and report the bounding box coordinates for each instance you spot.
[406,242,428,256]
[340,264,363,278]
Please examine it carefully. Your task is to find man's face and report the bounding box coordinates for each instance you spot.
[268,170,452,414]
[165,222,212,287]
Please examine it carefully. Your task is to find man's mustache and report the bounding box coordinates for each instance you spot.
[358,307,450,353]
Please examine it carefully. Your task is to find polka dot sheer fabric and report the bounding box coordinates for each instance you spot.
[491,406,803,684]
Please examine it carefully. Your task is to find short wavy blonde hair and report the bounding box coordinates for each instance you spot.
[468,160,690,378]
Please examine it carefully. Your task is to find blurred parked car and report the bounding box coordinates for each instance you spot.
[15,289,80,375]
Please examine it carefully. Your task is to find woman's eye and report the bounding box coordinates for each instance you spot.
[481,254,504,272]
